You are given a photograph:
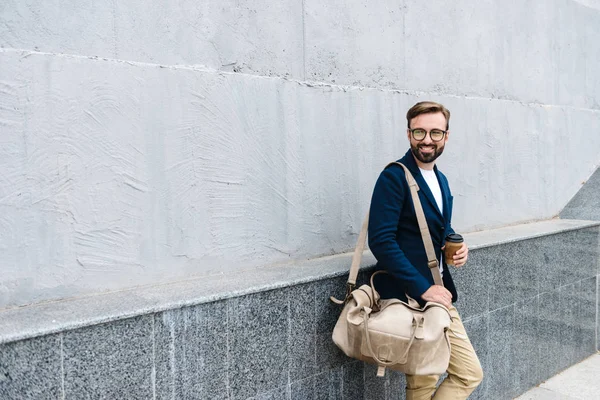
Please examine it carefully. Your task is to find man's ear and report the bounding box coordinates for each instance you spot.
[406,129,411,140]
[445,130,450,142]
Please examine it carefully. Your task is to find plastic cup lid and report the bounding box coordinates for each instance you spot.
[445,233,463,243]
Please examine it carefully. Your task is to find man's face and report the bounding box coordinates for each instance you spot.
[407,112,449,164]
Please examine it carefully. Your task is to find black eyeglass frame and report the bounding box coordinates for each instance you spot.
[408,128,447,142]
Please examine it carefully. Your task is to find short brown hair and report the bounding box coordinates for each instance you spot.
[406,101,450,130]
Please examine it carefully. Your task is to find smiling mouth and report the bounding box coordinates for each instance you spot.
[419,146,435,153]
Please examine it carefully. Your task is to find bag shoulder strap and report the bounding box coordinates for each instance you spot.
[391,162,443,286]
[342,162,443,291]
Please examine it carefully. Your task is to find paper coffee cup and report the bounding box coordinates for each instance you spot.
[444,233,464,266]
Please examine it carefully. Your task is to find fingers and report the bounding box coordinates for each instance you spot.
[423,286,452,308]
[452,243,469,267]
[434,293,452,309]
[454,243,468,256]
[453,254,467,267]
[431,286,452,307]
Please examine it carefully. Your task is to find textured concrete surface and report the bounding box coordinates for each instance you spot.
[561,167,600,221]
[514,353,600,400]
[0,0,305,77]
[1,1,600,308]
[3,0,600,107]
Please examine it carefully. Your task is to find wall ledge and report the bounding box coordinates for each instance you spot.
[1,218,598,345]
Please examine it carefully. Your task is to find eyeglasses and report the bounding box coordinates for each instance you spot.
[409,128,447,142]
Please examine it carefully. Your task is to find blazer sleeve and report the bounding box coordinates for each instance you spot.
[368,167,432,299]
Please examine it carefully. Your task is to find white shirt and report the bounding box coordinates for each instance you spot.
[419,168,443,215]
[419,167,444,275]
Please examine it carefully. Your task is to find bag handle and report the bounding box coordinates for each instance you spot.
[330,162,443,304]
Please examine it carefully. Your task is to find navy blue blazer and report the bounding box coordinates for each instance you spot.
[368,149,458,305]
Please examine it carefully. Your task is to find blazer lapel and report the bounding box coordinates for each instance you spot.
[435,167,451,223]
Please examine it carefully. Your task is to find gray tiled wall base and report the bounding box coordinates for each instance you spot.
[0,227,598,399]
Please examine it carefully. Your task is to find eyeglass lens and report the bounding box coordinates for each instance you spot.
[412,129,444,141]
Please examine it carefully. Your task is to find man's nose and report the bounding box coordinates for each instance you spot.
[422,132,433,144]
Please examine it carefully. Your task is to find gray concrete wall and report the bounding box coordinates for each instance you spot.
[1,1,600,307]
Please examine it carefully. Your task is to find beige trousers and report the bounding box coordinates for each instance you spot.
[406,307,484,400]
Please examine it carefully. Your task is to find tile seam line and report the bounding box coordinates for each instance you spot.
[2,47,600,114]
[60,333,65,400]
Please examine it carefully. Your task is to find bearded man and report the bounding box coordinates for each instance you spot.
[368,101,483,399]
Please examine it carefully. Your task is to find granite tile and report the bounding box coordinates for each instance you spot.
[153,313,173,400]
[248,385,290,400]
[315,276,353,370]
[63,316,153,400]
[559,282,580,371]
[598,276,600,352]
[154,301,228,400]
[315,276,347,335]
[227,289,289,400]
[290,369,350,400]
[577,276,597,359]
[512,239,543,302]
[485,244,516,311]
[463,313,489,400]
[313,368,343,400]
[315,332,350,371]
[513,298,540,397]
[291,376,315,400]
[537,291,563,381]
[384,369,406,400]
[537,234,569,292]
[342,361,364,400]
[487,240,540,311]
[597,229,600,277]
[0,335,61,400]
[288,282,317,382]
[561,228,599,285]
[363,363,386,400]
[537,229,597,291]
[435,372,448,391]
[560,167,600,221]
[451,248,490,319]
[487,305,516,400]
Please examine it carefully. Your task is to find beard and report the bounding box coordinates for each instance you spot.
[410,142,445,164]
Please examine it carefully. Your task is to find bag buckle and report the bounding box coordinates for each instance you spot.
[344,282,356,301]
[329,282,355,305]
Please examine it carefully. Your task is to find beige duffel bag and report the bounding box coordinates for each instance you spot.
[331,162,452,377]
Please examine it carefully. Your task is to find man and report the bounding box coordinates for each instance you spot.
[368,101,483,399]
